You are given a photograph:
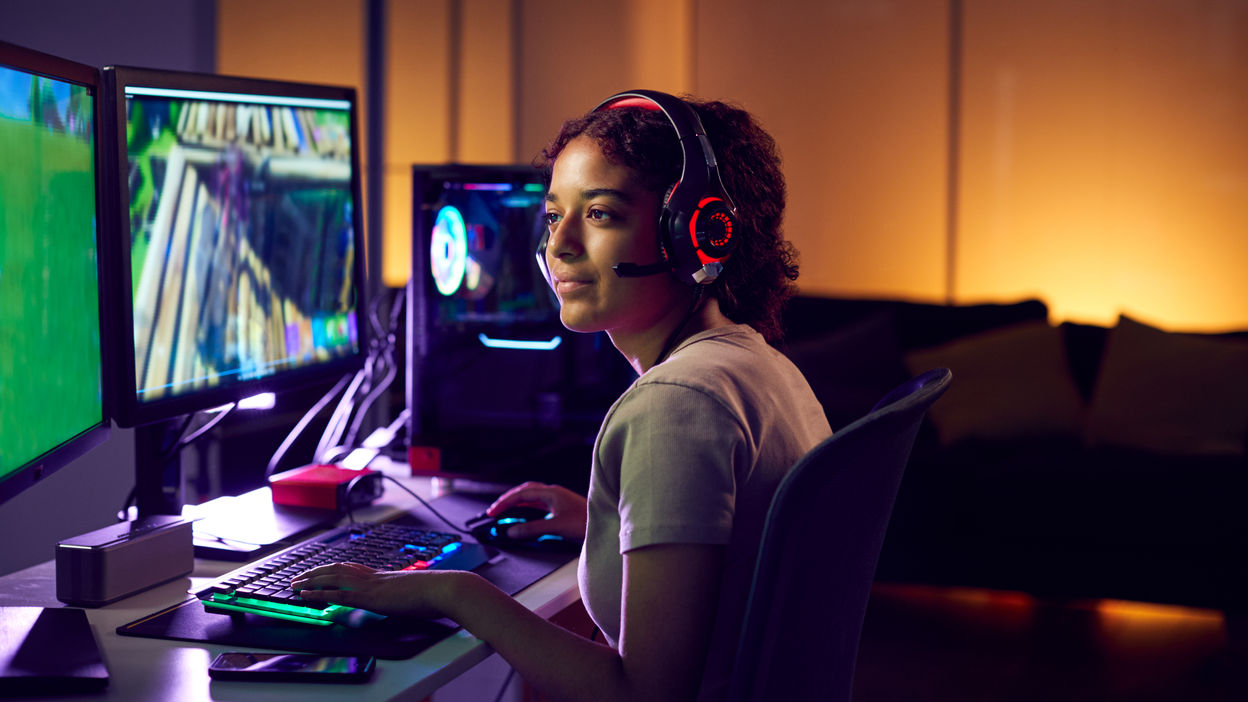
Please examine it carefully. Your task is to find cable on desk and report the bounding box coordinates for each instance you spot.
[343,286,405,448]
[115,404,237,521]
[266,373,354,480]
[172,404,235,451]
[341,473,473,536]
[492,667,517,702]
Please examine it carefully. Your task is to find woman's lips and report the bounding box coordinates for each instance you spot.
[555,279,590,295]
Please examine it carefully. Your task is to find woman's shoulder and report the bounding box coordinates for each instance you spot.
[654,324,788,374]
[635,324,804,399]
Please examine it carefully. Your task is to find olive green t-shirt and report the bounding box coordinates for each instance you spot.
[578,324,832,701]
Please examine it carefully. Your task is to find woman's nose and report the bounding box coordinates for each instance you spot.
[547,217,581,259]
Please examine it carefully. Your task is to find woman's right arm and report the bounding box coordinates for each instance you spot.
[295,549,718,702]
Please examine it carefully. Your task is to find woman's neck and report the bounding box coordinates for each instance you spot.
[611,295,735,375]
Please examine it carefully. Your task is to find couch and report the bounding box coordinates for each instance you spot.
[781,295,1248,611]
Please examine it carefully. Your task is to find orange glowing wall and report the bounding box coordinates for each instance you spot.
[693,0,952,303]
[217,0,1248,332]
[956,0,1248,330]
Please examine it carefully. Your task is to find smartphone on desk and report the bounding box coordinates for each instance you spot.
[208,652,375,683]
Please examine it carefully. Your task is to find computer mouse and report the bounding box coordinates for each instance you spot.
[468,507,580,553]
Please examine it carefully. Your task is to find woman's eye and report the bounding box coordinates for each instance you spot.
[587,208,613,222]
[543,211,563,228]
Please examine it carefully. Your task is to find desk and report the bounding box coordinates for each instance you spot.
[0,471,580,702]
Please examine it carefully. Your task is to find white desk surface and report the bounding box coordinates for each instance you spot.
[0,470,580,702]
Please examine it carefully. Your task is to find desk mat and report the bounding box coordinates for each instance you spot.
[116,493,575,659]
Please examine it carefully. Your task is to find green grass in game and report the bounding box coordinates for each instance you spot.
[0,111,103,478]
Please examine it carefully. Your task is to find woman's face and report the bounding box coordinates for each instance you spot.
[543,135,687,341]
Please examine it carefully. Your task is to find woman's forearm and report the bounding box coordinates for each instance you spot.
[439,571,633,702]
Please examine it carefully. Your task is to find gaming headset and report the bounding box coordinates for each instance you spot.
[536,89,740,287]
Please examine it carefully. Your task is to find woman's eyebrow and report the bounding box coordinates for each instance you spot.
[545,188,635,205]
[583,188,634,203]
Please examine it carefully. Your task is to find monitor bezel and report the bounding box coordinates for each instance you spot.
[100,65,370,428]
[0,40,111,506]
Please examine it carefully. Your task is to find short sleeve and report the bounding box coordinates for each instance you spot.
[598,380,748,553]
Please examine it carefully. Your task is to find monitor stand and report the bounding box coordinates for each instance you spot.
[133,417,339,561]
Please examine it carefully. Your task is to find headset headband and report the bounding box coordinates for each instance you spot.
[593,90,740,261]
[537,90,739,287]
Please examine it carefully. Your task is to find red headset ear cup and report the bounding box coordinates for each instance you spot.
[692,198,737,259]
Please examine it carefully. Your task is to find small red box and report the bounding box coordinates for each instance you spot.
[269,464,377,510]
[407,446,442,475]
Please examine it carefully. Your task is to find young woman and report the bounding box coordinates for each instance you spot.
[293,91,831,702]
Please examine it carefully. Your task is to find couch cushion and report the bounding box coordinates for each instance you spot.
[782,296,1050,351]
[1085,315,1248,457]
[904,320,1085,445]
[893,299,1050,350]
[1059,321,1110,403]
[784,310,908,431]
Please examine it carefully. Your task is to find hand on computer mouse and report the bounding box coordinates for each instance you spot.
[484,481,587,542]
[469,508,580,552]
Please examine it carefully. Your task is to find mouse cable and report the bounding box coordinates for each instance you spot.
[342,473,472,535]
[492,666,517,702]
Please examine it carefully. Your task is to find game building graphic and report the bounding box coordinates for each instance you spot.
[122,87,360,402]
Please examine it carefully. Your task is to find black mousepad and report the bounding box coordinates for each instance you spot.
[116,493,576,659]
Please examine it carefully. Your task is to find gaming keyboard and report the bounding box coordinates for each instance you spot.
[197,521,489,626]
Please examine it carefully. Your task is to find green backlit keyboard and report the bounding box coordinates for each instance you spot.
[196,521,489,626]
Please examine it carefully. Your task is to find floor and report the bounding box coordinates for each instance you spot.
[429,582,1246,701]
[852,583,1246,701]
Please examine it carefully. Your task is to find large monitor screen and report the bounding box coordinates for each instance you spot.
[0,41,108,504]
[103,67,367,427]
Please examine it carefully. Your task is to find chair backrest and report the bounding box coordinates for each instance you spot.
[727,367,951,702]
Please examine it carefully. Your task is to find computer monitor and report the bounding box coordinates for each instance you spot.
[407,164,632,485]
[100,66,369,516]
[415,164,559,339]
[0,41,109,506]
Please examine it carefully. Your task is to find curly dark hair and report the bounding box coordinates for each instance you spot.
[534,95,799,345]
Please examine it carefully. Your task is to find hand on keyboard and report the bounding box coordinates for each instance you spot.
[292,562,463,620]
[196,521,488,626]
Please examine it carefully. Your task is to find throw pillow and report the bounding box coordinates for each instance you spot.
[1085,315,1248,457]
[784,310,908,431]
[904,320,1085,445]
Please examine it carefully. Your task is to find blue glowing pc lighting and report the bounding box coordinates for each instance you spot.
[476,334,563,351]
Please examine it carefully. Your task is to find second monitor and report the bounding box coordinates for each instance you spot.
[0,40,110,507]
[100,66,370,518]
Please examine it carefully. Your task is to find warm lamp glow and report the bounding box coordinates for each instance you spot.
[1090,599,1228,655]
[1093,599,1224,625]
[872,583,1039,629]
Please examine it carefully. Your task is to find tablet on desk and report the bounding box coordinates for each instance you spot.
[0,607,109,695]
